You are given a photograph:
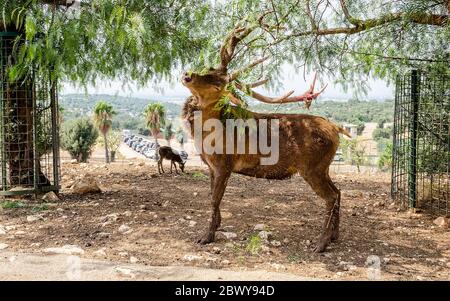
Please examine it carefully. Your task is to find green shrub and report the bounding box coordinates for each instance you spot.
[61,118,99,162]
[1,200,26,209]
[378,143,393,171]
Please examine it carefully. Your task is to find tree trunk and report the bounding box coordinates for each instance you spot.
[103,132,110,163]
[1,32,37,187]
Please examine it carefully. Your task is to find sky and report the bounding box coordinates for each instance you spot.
[61,65,394,101]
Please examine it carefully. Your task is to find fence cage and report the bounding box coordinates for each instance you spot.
[0,31,60,196]
[391,69,449,215]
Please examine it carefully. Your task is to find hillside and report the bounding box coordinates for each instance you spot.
[60,94,394,131]
[60,94,183,130]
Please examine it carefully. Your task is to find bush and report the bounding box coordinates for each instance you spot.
[378,143,393,171]
[373,126,392,141]
[61,118,99,162]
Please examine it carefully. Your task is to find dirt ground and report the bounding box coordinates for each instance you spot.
[0,160,449,280]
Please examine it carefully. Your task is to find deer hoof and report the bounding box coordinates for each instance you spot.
[312,239,330,253]
[197,234,215,245]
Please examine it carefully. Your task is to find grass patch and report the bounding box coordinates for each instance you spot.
[31,204,49,213]
[1,200,26,209]
[246,234,262,255]
[287,254,301,263]
[191,171,208,180]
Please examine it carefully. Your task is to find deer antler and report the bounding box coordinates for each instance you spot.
[218,12,275,72]
[217,14,326,109]
[236,73,327,109]
[229,56,270,81]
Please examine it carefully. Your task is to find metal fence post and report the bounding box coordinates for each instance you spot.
[408,70,419,208]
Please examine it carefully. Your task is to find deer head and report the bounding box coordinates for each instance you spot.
[182,15,327,109]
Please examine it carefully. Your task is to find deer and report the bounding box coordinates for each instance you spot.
[158,146,187,174]
[181,19,350,253]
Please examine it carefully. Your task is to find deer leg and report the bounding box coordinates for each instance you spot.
[327,177,341,241]
[303,173,340,253]
[174,162,179,174]
[158,159,163,174]
[170,161,173,174]
[198,169,230,245]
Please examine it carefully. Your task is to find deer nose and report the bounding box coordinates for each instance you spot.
[183,72,192,83]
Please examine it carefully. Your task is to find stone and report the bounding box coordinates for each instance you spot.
[188,221,197,227]
[221,211,233,219]
[70,176,102,194]
[193,192,199,197]
[103,213,119,222]
[0,225,6,235]
[114,267,136,278]
[119,251,129,258]
[70,159,78,164]
[183,254,203,262]
[118,224,131,234]
[221,259,231,266]
[0,243,9,250]
[254,224,265,231]
[42,191,60,202]
[270,240,281,247]
[218,232,238,240]
[212,247,221,254]
[130,256,139,264]
[27,215,43,223]
[123,211,132,217]
[43,245,84,255]
[93,248,107,257]
[258,231,272,241]
[433,217,449,229]
[97,232,111,238]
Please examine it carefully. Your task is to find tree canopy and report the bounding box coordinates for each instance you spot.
[188,0,449,94]
[1,0,448,93]
[1,0,212,85]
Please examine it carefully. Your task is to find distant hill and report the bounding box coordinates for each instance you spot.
[60,94,184,131]
[60,94,394,132]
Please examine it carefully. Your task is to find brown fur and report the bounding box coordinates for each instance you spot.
[182,70,347,252]
[158,146,185,174]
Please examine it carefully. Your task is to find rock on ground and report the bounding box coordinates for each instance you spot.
[70,176,102,194]
[42,191,60,202]
[433,217,449,228]
[43,245,85,255]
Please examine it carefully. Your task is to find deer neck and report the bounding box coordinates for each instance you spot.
[194,93,222,120]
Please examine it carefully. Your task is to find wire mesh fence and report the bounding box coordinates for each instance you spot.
[0,32,60,196]
[392,69,449,215]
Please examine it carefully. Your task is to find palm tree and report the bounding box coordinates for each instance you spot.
[143,103,166,144]
[176,128,187,149]
[163,121,174,146]
[93,101,116,163]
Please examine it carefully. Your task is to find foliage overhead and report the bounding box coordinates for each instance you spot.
[1,0,448,94]
[1,0,211,85]
[189,0,449,95]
